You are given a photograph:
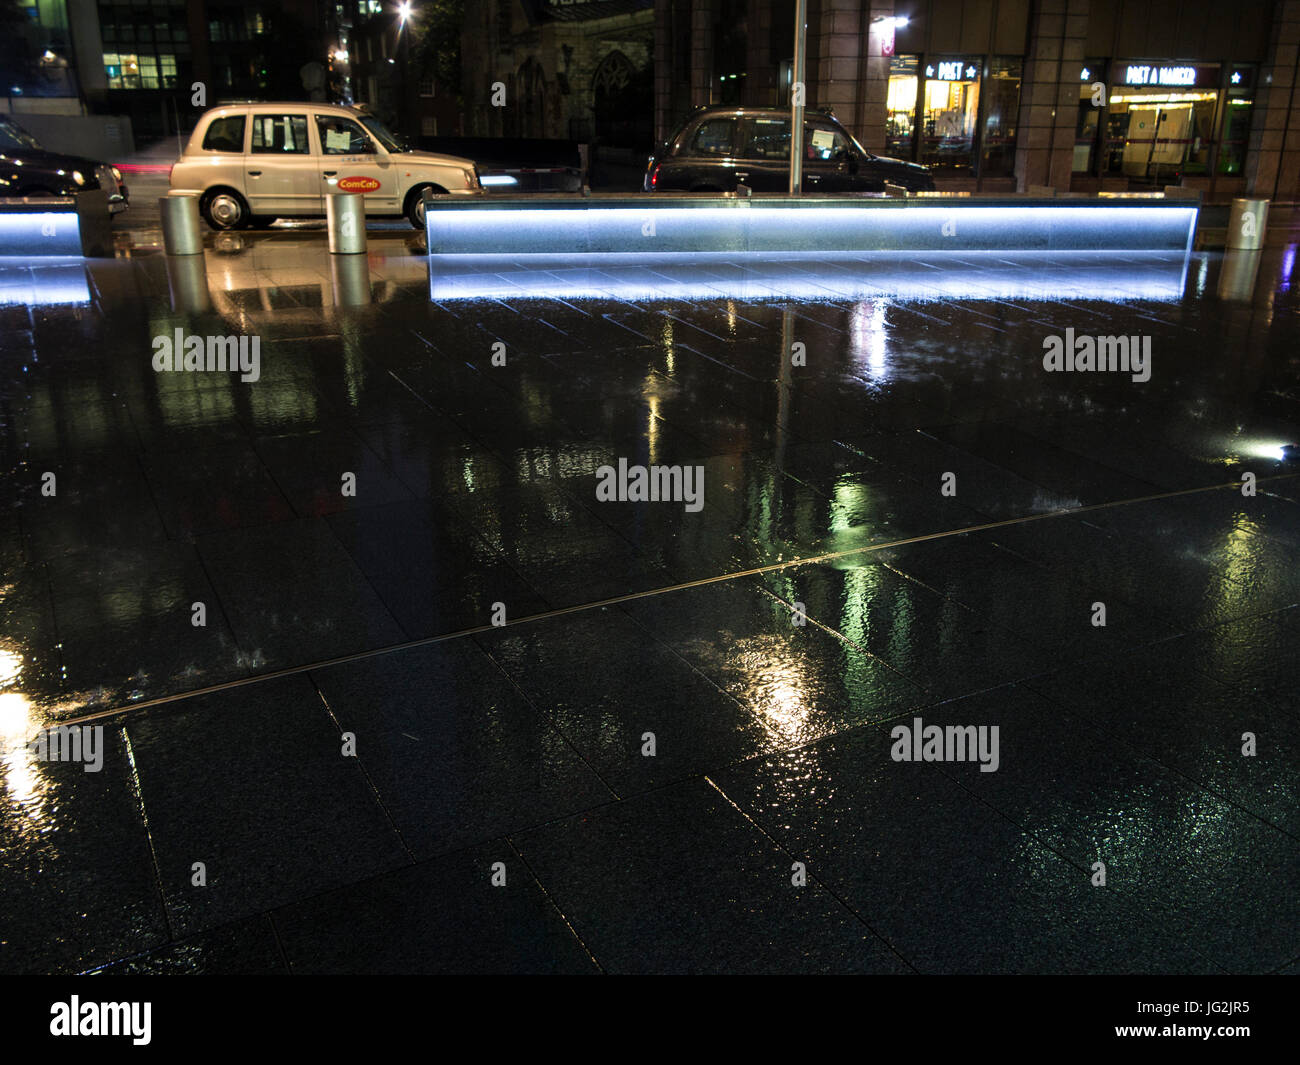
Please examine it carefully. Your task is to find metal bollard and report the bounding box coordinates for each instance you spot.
[326,192,366,254]
[165,253,211,312]
[160,192,203,255]
[1226,198,1268,251]
[1217,247,1263,302]
[330,253,372,307]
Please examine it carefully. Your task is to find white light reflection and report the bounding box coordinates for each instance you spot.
[849,299,890,382]
[428,251,1192,302]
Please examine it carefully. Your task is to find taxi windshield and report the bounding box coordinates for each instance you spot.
[358,114,406,153]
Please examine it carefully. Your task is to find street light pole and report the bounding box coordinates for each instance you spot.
[397,1,413,137]
[789,0,806,195]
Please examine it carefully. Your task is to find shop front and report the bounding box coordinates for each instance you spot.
[1072,59,1256,197]
[886,54,1021,185]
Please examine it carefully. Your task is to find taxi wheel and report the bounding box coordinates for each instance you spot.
[405,184,447,230]
[200,188,250,230]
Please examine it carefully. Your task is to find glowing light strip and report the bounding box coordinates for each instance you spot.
[427,250,1191,302]
[426,203,1198,256]
[0,209,84,257]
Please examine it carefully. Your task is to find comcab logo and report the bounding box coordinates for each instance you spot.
[337,176,381,192]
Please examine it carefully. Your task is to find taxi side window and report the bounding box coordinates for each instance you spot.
[690,118,736,156]
[202,115,246,153]
[744,118,790,160]
[315,116,375,155]
[250,115,310,154]
[806,124,850,161]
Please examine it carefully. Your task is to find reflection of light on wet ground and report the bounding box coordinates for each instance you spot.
[427,251,1193,302]
[1236,438,1291,462]
[0,259,91,306]
[0,689,46,810]
[0,645,21,688]
[849,299,890,382]
[722,636,815,743]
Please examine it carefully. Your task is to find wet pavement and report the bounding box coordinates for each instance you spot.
[1,206,1299,974]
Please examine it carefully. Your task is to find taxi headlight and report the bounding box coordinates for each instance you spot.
[111,166,123,182]
[71,170,85,186]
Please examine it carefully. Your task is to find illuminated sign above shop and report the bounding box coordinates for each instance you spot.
[926,59,979,81]
[1125,65,1196,86]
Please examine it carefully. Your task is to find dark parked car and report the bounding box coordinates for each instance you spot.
[0,117,128,213]
[645,106,935,194]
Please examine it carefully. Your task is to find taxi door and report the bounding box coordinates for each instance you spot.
[244,111,322,216]
[313,113,399,214]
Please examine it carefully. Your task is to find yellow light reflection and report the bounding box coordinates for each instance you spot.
[732,636,814,743]
[0,690,47,809]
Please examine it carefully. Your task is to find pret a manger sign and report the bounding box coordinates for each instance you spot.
[1124,65,1197,86]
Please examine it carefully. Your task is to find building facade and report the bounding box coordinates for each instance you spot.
[460,0,655,146]
[655,0,1300,201]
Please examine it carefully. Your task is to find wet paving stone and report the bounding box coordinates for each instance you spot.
[141,441,294,538]
[513,778,908,974]
[91,915,288,975]
[311,641,612,859]
[271,841,598,974]
[713,726,1223,974]
[934,684,1299,973]
[1024,638,1300,840]
[477,607,778,795]
[0,726,167,975]
[124,674,409,939]
[622,580,926,746]
[875,532,1180,658]
[758,560,1053,699]
[4,231,1300,973]
[194,518,405,668]
[45,542,247,706]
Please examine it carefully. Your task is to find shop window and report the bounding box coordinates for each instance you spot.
[921,57,981,173]
[983,57,1020,177]
[1105,62,1221,183]
[887,55,918,159]
[1220,66,1255,175]
[1074,59,1107,174]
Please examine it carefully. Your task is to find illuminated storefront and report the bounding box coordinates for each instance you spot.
[1074,60,1256,189]
[886,55,1020,178]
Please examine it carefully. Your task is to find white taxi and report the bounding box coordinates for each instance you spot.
[169,103,481,230]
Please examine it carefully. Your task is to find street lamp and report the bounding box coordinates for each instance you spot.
[395,2,415,137]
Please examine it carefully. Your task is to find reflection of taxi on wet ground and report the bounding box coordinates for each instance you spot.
[169,103,482,230]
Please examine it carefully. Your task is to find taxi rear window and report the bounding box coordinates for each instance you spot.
[202,116,245,153]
